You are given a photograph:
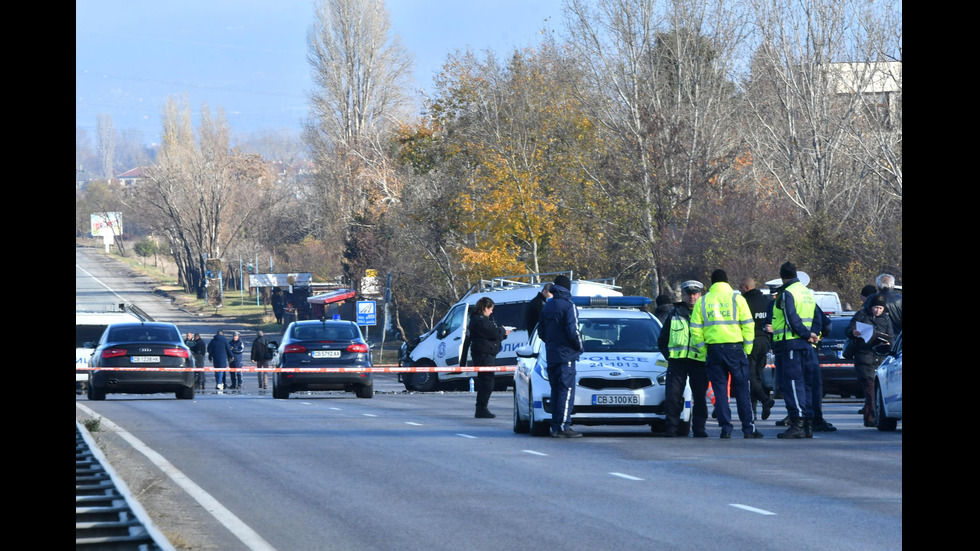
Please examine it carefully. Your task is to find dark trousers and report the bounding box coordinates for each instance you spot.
[857,371,876,425]
[807,352,825,421]
[472,354,496,409]
[776,347,814,421]
[547,360,577,431]
[193,354,206,389]
[664,358,708,434]
[705,343,755,436]
[748,336,771,408]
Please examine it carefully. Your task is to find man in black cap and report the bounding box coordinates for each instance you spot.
[658,279,709,437]
[538,274,584,438]
[863,274,902,333]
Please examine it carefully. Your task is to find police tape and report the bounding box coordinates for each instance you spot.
[77,365,517,373]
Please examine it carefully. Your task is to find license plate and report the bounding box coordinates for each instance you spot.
[131,356,160,363]
[312,350,341,359]
[592,394,639,405]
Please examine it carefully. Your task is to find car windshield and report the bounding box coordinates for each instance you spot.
[292,324,360,341]
[580,318,660,352]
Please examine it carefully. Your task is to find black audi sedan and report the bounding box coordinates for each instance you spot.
[271,319,373,399]
[86,322,195,400]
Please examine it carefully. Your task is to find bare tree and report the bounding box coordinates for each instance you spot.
[304,0,415,253]
[137,96,278,297]
[741,0,902,231]
[563,0,748,293]
[97,113,115,179]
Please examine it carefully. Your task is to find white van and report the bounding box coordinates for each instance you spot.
[76,308,145,392]
[398,273,623,391]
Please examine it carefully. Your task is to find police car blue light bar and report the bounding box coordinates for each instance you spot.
[571,296,652,307]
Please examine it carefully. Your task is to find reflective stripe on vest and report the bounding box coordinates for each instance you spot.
[773,282,816,342]
[695,288,752,347]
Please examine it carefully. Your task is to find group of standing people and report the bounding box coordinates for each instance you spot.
[656,263,899,439]
[182,329,275,392]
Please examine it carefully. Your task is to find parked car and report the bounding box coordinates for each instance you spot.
[86,322,195,400]
[874,332,902,431]
[816,314,864,398]
[271,319,374,399]
[512,296,692,436]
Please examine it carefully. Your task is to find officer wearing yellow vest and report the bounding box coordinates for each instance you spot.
[657,279,709,437]
[770,262,819,439]
[690,269,760,439]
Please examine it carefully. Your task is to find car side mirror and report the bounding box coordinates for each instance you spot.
[872,342,890,356]
[515,345,536,358]
[435,322,448,339]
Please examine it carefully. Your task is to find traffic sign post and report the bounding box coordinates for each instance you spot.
[357,300,377,339]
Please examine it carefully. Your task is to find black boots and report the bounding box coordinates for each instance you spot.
[804,419,813,438]
[762,398,775,421]
[475,406,495,419]
[777,419,806,439]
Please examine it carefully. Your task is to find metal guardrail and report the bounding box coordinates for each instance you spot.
[76,421,173,551]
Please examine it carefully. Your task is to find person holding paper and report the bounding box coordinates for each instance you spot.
[846,294,894,427]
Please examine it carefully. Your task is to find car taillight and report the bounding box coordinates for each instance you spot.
[101,348,128,359]
[164,348,189,358]
[347,343,369,353]
[283,344,308,354]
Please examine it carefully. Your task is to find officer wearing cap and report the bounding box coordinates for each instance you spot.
[690,269,760,439]
[538,274,584,438]
[657,280,709,437]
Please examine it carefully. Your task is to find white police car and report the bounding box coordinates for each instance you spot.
[874,331,902,431]
[512,296,693,436]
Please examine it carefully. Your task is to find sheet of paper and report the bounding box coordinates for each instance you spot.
[854,321,874,343]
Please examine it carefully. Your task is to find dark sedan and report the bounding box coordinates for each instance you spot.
[271,320,373,399]
[817,315,863,398]
[86,322,195,400]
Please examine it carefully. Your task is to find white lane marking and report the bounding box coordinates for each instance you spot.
[609,472,644,481]
[76,403,277,551]
[523,450,548,456]
[730,504,777,515]
[456,433,477,439]
[405,422,423,426]
[363,413,378,417]
[329,407,341,410]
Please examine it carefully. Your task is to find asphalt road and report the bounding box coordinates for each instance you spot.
[76,247,902,551]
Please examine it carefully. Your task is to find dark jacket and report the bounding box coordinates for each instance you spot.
[207,334,234,368]
[846,308,894,376]
[230,337,245,367]
[251,336,273,362]
[767,279,814,354]
[538,284,583,364]
[460,312,507,364]
[741,288,772,338]
[524,292,548,335]
[190,337,207,357]
[862,288,902,333]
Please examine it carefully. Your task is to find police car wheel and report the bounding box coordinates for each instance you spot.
[676,420,691,437]
[528,386,550,436]
[513,389,529,433]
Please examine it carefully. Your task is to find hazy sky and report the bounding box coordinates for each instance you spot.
[76,0,565,146]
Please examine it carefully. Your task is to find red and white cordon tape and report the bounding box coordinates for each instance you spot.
[77,364,517,373]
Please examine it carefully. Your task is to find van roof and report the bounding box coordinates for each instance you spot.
[76,312,143,325]
[460,279,623,304]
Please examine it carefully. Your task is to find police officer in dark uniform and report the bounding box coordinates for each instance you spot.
[657,280,709,437]
[739,278,776,421]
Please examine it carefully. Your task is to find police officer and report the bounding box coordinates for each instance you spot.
[538,274,584,438]
[691,269,760,439]
[657,280,709,437]
[739,278,777,421]
[770,262,819,439]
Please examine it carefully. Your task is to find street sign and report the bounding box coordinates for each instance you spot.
[357,301,377,326]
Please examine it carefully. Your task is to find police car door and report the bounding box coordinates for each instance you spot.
[436,303,468,367]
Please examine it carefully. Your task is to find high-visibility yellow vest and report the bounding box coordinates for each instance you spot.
[667,309,706,362]
[690,282,755,355]
[772,282,816,343]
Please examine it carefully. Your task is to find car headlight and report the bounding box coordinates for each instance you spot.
[656,374,666,385]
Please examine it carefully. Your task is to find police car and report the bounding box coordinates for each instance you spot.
[512,296,693,436]
[874,331,902,431]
